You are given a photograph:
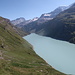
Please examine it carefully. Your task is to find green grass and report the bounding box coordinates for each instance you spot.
[0,17,66,75]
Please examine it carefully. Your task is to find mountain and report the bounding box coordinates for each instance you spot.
[38,6,69,23]
[11,17,25,25]
[11,17,38,28]
[36,3,75,44]
[11,3,75,44]
[21,5,70,33]
[11,5,69,31]
[3,17,28,37]
[0,16,66,75]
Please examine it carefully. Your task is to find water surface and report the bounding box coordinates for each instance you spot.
[23,33,75,75]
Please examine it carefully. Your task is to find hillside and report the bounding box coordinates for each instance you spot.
[13,26,28,37]
[0,17,66,75]
[36,3,75,44]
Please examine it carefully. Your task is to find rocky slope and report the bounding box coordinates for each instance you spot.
[11,17,25,25]
[11,17,38,28]
[0,16,66,75]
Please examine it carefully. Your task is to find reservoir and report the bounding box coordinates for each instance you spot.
[23,33,75,75]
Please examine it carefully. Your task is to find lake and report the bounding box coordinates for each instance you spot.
[23,33,75,75]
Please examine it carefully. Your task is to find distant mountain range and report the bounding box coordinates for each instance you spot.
[11,3,75,44]
[11,5,69,27]
[20,5,71,33]
[11,17,38,28]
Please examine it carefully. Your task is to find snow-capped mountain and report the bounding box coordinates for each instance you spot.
[38,6,69,23]
[31,17,38,21]
[11,4,71,29]
[11,5,70,26]
[11,17,25,25]
[11,17,38,28]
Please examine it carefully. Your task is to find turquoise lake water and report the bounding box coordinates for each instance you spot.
[23,33,75,75]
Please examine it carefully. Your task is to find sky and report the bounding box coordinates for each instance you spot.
[0,0,75,20]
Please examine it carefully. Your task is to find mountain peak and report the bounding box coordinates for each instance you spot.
[38,5,69,23]
[31,17,38,21]
[11,17,25,25]
[16,17,25,21]
[57,6,68,11]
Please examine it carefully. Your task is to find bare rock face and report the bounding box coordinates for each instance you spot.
[11,17,25,25]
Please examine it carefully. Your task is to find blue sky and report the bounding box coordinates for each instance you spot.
[0,0,75,20]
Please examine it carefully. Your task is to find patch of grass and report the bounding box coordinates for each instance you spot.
[11,62,32,68]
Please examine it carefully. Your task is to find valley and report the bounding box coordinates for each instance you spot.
[0,1,75,75]
[0,17,65,75]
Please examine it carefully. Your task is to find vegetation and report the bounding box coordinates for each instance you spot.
[0,17,66,75]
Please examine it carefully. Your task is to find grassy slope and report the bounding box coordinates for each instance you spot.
[0,17,66,75]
